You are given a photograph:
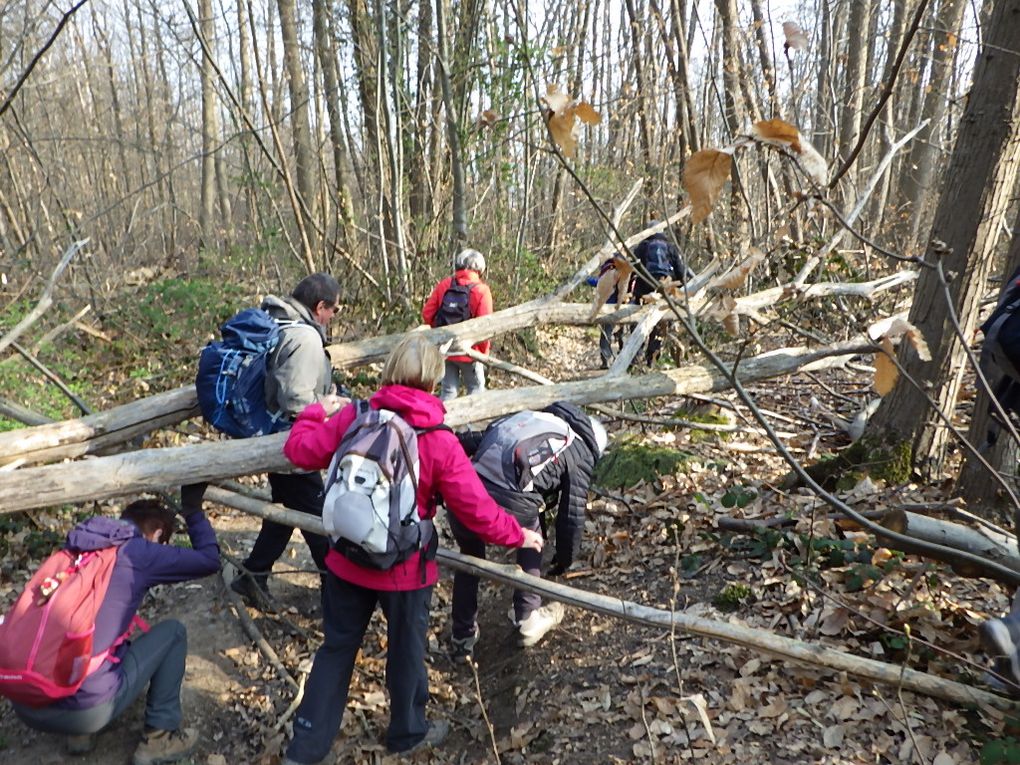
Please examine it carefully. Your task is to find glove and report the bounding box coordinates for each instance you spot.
[180,482,208,516]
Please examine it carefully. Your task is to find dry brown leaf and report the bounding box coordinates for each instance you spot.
[722,312,740,337]
[711,247,765,290]
[906,326,931,361]
[782,21,809,50]
[575,101,601,125]
[874,337,898,395]
[750,119,802,153]
[683,148,733,224]
[819,607,850,636]
[883,318,932,361]
[589,260,634,319]
[542,84,601,158]
[797,137,828,185]
[681,693,716,744]
[477,108,499,128]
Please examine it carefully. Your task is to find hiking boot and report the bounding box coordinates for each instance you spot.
[66,734,95,754]
[516,602,565,647]
[399,720,450,756]
[450,630,479,663]
[980,615,1020,688]
[230,572,273,611]
[132,727,198,765]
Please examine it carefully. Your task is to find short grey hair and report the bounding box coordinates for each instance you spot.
[455,248,486,273]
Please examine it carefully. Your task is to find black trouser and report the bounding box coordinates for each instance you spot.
[448,511,542,640]
[242,471,329,579]
[285,575,433,762]
[632,283,666,366]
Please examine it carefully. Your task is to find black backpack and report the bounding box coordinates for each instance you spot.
[639,239,675,279]
[981,267,1020,381]
[433,281,477,327]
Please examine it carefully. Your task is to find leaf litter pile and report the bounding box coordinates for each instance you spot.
[0,326,1017,765]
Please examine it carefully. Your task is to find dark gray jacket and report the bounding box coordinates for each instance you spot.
[459,403,599,569]
[261,295,331,420]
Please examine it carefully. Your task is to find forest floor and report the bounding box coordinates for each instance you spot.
[0,324,1017,765]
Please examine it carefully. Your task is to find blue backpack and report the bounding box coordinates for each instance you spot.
[639,238,675,279]
[195,308,288,438]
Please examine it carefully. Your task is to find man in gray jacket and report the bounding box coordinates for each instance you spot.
[231,273,345,609]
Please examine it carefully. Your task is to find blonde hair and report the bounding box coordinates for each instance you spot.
[381,334,445,391]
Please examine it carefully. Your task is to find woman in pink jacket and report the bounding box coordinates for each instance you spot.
[281,334,542,764]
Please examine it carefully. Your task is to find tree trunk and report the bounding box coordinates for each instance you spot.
[198,0,217,251]
[435,0,467,244]
[957,208,1020,511]
[867,0,1020,480]
[836,0,873,188]
[898,0,968,251]
[0,340,867,513]
[277,0,319,256]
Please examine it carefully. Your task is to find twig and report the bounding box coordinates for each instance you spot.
[273,666,309,733]
[827,0,932,188]
[638,685,658,764]
[0,240,86,357]
[10,341,92,415]
[220,566,299,692]
[0,0,89,119]
[467,658,501,765]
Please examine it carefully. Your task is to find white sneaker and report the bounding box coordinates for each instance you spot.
[516,602,565,647]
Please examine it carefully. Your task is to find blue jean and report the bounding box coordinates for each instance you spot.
[440,360,485,401]
[13,619,188,735]
[285,575,433,763]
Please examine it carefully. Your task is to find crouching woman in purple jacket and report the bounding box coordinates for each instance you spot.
[11,484,220,765]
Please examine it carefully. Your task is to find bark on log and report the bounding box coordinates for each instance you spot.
[203,486,1015,711]
[0,272,912,467]
[0,340,868,512]
[0,387,199,467]
[879,508,1020,581]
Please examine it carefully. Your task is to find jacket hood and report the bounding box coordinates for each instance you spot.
[371,384,446,428]
[544,401,600,459]
[261,295,327,343]
[66,516,139,552]
[454,269,483,284]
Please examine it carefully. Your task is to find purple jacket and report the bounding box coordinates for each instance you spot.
[54,514,220,709]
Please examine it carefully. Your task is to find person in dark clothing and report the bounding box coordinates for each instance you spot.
[586,257,628,369]
[631,226,692,367]
[448,403,607,659]
[11,486,220,764]
[231,273,348,609]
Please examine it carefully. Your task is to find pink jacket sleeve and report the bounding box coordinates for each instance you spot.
[283,401,357,470]
[430,431,524,548]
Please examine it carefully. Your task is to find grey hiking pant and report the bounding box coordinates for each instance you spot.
[440,360,485,401]
[13,619,188,735]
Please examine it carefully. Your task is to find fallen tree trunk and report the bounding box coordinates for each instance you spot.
[204,486,1015,711]
[879,507,1020,581]
[0,340,868,512]
[0,387,199,467]
[0,272,913,468]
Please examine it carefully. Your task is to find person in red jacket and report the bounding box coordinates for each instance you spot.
[421,248,493,400]
[280,334,542,764]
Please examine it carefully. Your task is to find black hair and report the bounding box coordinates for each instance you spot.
[292,273,341,313]
[121,499,176,544]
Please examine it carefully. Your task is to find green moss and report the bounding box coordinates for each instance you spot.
[714,583,752,611]
[800,435,914,490]
[593,438,696,488]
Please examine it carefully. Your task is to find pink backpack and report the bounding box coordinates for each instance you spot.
[0,544,145,707]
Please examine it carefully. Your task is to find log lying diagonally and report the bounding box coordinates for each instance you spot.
[0,268,915,469]
[0,340,869,512]
[203,485,1015,712]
